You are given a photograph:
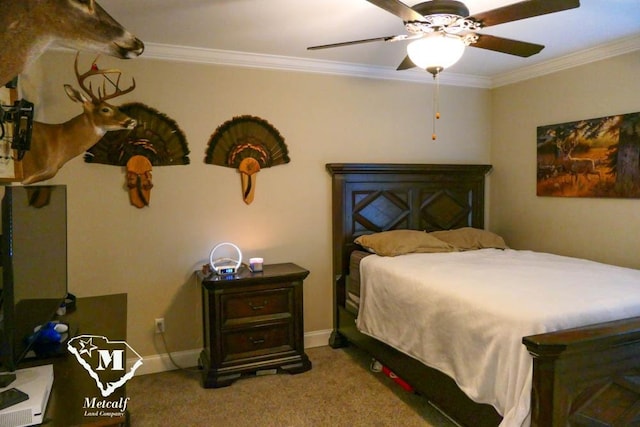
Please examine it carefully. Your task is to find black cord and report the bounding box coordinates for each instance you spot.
[158,330,201,374]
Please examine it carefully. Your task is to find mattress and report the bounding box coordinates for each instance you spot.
[346,250,370,315]
[355,249,640,427]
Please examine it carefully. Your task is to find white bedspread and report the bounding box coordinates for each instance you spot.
[356,249,640,427]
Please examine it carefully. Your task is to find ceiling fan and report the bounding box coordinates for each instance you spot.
[308,0,580,75]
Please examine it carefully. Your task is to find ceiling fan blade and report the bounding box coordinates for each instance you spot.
[366,0,426,22]
[472,34,544,57]
[307,35,407,50]
[469,0,580,28]
[396,55,416,70]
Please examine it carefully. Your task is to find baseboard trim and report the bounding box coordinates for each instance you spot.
[303,328,332,349]
[131,329,332,376]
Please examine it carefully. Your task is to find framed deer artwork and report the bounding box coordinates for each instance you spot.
[536,112,640,198]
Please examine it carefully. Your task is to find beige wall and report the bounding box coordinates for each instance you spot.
[490,51,640,269]
[30,51,491,359]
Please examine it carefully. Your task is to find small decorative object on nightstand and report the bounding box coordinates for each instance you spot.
[199,262,311,388]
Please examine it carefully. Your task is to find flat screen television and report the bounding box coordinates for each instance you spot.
[0,185,68,385]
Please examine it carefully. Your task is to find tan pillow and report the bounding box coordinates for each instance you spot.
[354,230,456,257]
[429,227,507,251]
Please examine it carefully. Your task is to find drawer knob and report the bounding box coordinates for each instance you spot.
[248,300,268,310]
[249,337,266,345]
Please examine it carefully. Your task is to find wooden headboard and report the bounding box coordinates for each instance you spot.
[326,163,492,282]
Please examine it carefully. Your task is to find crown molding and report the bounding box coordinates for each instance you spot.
[67,34,638,90]
[491,34,640,88]
[143,42,492,88]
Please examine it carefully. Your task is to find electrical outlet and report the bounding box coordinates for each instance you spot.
[154,318,165,334]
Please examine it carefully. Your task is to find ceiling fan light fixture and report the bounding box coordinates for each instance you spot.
[407,33,466,72]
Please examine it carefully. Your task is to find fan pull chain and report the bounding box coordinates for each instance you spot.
[432,70,441,141]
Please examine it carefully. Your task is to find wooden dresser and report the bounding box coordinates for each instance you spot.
[199,263,311,388]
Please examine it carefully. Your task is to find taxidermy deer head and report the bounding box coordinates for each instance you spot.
[20,54,137,184]
[0,0,144,85]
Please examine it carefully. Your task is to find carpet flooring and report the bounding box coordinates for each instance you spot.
[127,345,458,426]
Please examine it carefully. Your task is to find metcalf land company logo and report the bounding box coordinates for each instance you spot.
[68,335,144,397]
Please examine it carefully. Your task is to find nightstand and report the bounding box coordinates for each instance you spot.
[199,262,311,388]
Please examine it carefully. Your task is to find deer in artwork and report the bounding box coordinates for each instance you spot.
[0,0,144,85]
[553,132,601,184]
[562,153,601,184]
[20,54,137,184]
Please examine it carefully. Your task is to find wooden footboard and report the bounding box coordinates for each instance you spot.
[327,163,640,427]
[524,316,640,426]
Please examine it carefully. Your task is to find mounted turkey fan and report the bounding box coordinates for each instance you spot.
[308,0,580,75]
[205,115,290,205]
[84,102,190,208]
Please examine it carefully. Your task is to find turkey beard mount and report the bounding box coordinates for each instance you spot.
[205,115,290,205]
[126,155,153,208]
[307,0,581,73]
[238,157,261,204]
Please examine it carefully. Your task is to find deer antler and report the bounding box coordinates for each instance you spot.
[73,53,136,103]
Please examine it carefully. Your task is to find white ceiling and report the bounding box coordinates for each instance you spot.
[103,0,640,85]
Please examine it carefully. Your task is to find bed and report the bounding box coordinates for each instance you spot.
[326,163,640,427]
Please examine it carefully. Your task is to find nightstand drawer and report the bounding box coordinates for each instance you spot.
[222,323,293,361]
[222,288,292,321]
